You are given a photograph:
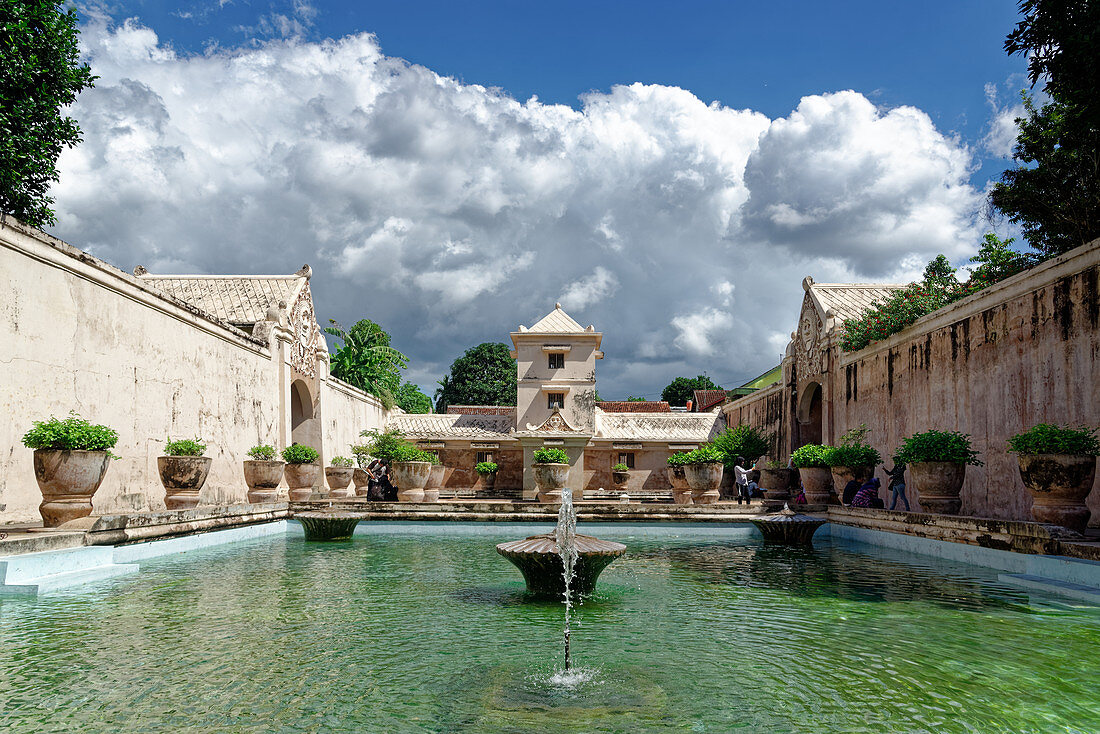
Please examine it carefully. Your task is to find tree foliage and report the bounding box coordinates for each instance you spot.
[433,342,517,412]
[990,1,1100,256]
[660,375,721,407]
[324,319,408,410]
[1,1,96,226]
[394,382,432,414]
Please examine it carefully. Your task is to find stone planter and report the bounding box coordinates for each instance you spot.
[352,468,372,497]
[33,449,112,527]
[390,461,432,502]
[612,470,629,491]
[158,455,212,510]
[424,464,445,503]
[760,467,792,500]
[798,467,832,504]
[477,471,497,496]
[684,462,723,505]
[1017,454,1097,532]
[830,465,873,504]
[910,461,967,515]
[533,463,570,503]
[325,466,355,498]
[244,459,285,503]
[669,465,692,505]
[285,463,321,502]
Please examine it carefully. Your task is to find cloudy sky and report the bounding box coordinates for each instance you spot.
[51,0,1028,400]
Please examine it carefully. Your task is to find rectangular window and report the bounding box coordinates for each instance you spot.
[617,453,635,469]
[548,393,565,409]
[476,451,493,464]
[548,353,565,369]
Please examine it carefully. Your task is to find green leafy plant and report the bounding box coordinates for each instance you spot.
[22,413,119,457]
[766,460,785,470]
[330,456,354,468]
[164,437,206,457]
[612,463,629,472]
[390,443,440,464]
[281,444,320,465]
[533,447,570,464]
[895,430,983,466]
[358,428,408,462]
[1007,424,1100,456]
[681,445,724,465]
[711,424,772,466]
[824,424,881,467]
[247,445,277,461]
[791,444,832,469]
[666,452,690,467]
[475,461,498,475]
[324,319,409,410]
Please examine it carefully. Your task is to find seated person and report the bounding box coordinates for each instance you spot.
[850,477,882,508]
[841,479,862,506]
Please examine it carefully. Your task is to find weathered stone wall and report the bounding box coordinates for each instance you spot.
[583,446,675,493]
[434,446,523,492]
[721,383,788,461]
[0,221,282,522]
[320,377,389,465]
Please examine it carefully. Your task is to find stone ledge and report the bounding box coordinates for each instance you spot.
[68,503,289,546]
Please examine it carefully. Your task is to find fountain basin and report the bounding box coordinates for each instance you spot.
[496,533,625,596]
[750,505,826,545]
[297,512,362,541]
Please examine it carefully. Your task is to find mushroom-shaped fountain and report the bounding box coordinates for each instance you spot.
[496,533,625,596]
[297,511,362,541]
[750,503,826,545]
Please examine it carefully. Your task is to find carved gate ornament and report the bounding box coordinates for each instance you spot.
[289,285,319,378]
[795,296,825,378]
[525,408,579,433]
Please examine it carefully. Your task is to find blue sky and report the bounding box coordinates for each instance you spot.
[55,0,1030,398]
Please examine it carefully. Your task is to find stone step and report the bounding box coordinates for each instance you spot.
[0,546,138,595]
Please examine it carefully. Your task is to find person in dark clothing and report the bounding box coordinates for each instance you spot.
[841,479,862,506]
[851,477,882,508]
[884,462,909,511]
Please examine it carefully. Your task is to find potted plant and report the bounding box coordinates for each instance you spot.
[325,456,356,498]
[682,445,724,505]
[791,444,833,504]
[611,463,630,490]
[532,447,571,503]
[425,458,445,503]
[1008,424,1099,532]
[895,430,982,515]
[666,453,693,504]
[475,461,498,494]
[243,444,284,503]
[389,443,439,502]
[759,460,792,501]
[158,437,212,510]
[351,444,373,496]
[826,424,881,504]
[282,444,321,502]
[22,413,119,527]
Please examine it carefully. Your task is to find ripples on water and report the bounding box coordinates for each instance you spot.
[0,531,1097,733]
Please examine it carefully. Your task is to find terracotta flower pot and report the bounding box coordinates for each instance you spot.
[798,467,832,504]
[830,465,873,504]
[390,461,433,502]
[477,471,496,496]
[352,467,372,496]
[760,467,792,500]
[533,463,570,503]
[243,460,284,503]
[1017,454,1097,532]
[325,466,355,498]
[33,449,112,527]
[285,463,322,502]
[910,461,967,515]
[669,465,692,504]
[424,464,445,502]
[684,463,723,505]
[612,470,629,490]
[158,455,212,510]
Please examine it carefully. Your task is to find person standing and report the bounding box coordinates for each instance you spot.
[733,457,757,505]
[884,462,909,511]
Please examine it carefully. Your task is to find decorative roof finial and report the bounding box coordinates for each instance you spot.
[296,264,312,279]
[133,265,148,276]
[555,302,562,309]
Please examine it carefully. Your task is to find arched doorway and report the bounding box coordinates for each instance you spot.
[290,379,321,454]
[796,381,823,446]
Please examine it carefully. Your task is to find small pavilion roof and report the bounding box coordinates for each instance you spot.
[691,390,729,412]
[526,303,587,333]
[389,413,515,439]
[135,265,310,327]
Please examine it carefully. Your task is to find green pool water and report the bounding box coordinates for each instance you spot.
[1,525,1098,733]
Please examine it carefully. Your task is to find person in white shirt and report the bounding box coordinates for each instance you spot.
[733,456,758,505]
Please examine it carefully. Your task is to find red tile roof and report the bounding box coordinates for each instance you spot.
[445,405,516,415]
[692,390,730,412]
[596,401,671,413]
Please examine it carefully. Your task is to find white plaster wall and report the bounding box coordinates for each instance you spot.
[320,376,390,464]
[0,221,282,523]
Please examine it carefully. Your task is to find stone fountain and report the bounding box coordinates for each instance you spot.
[496,532,626,596]
[750,503,826,545]
[296,511,362,541]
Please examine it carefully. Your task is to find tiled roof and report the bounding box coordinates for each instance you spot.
[446,406,517,416]
[809,282,906,325]
[137,273,306,326]
[526,304,587,333]
[389,413,514,439]
[594,412,724,442]
[692,390,729,412]
[741,366,782,390]
[596,401,670,413]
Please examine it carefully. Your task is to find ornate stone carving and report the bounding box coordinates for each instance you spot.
[795,295,825,378]
[525,408,580,433]
[289,284,320,378]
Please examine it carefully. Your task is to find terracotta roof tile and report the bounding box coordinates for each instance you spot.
[445,406,517,415]
[691,390,729,412]
[596,401,671,413]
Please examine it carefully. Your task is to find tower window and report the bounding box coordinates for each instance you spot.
[548,353,565,369]
[617,453,635,469]
[476,451,494,464]
[548,393,565,409]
